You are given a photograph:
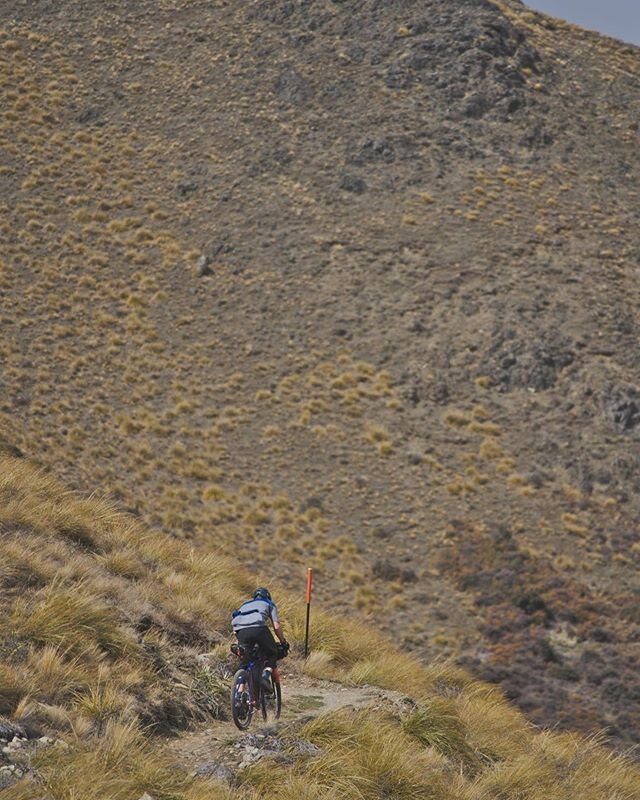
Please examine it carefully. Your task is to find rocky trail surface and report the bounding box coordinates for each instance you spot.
[164,674,407,783]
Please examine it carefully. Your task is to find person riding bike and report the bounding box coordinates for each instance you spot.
[231,587,288,691]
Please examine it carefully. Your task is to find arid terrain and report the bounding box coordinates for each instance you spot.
[1,0,640,767]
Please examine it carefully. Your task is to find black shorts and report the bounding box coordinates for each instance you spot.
[236,626,278,667]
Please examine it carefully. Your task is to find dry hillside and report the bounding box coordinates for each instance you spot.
[1,439,640,798]
[1,0,640,755]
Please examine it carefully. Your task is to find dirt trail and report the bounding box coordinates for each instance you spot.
[164,672,405,778]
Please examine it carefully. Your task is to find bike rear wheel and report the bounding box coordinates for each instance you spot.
[231,669,252,730]
[259,672,282,721]
[274,676,282,719]
[260,686,268,721]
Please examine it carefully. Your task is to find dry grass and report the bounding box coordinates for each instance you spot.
[13,581,135,657]
[246,710,456,800]
[0,406,639,800]
[2,720,230,800]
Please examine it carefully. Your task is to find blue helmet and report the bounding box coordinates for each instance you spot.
[253,587,272,602]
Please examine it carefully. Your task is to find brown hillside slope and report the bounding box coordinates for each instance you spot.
[0,442,639,798]
[1,0,639,749]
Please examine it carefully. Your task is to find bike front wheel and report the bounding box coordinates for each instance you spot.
[231,669,252,730]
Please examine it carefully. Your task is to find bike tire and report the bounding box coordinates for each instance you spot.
[260,673,281,721]
[274,676,282,719]
[231,669,252,731]
[260,687,268,721]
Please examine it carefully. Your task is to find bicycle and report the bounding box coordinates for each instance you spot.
[229,641,287,730]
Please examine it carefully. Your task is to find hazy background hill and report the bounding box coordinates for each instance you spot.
[1,0,639,753]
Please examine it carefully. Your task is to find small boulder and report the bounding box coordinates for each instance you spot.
[195,255,211,277]
[195,761,235,782]
[340,174,367,193]
[373,559,401,582]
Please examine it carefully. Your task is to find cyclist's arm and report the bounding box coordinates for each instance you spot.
[274,621,286,644]
[270,604,287,644]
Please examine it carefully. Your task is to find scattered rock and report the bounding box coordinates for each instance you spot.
[400,567,418,584]
[482,330,575,391]
[299,495,324,512]
[463,92,491,119]
[604,386,640,433]
[77,107,103,125]
[0,765,24,790]
[332,325,351,338]
[176,181,198,198]
[0,722,27,743]
[372,557,418,584]
[516,44,540,71]
[287,738,321,756]
[240,729,283,752]
[3,736,26,753]
[384,64,412,90]
[340,174,367,193]
[430,382,449,404]
[0,439,23,458]
[195,255,211,277]
[405,317,425,333]
[347,138,395,165]
[372,559,401,581]
[52,739,69,750]
[195,761,235,782]
[275,66,313,106]
[525,472,546,490]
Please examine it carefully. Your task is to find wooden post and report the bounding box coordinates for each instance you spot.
[304,567,313,659]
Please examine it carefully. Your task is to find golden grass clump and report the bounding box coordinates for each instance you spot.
[2,720,229,800]
[456,684,535,763]
[12,580,136,657]
[0,663,27,716]
[403,698,479,769]
[23,646,92,705]
[246,709,456,800]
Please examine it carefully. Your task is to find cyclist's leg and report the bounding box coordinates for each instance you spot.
[237,627,260,649]
[254,626,278,669]
[236,628,262,699]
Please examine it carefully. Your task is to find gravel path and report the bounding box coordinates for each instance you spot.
[164,673,403,778]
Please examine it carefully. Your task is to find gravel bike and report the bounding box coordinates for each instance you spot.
[230,641,287,730]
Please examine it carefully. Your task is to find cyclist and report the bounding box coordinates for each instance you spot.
[231,587,288,691]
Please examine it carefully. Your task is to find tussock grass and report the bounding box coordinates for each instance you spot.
[300,649,338,679]
[2,720,228,800]
[403,698,479,770]
[456,685,535,762]
[0,663,26,716]
[348,651,418,690]
[23,646,91,705]
[12,581,135,657]
[0,451,639,798]
[247,709,457,800]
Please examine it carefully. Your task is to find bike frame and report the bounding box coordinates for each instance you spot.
[231,642,283,730]
[237,653,264,706]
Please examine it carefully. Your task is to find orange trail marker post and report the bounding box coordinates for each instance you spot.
[304,567,313,659]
